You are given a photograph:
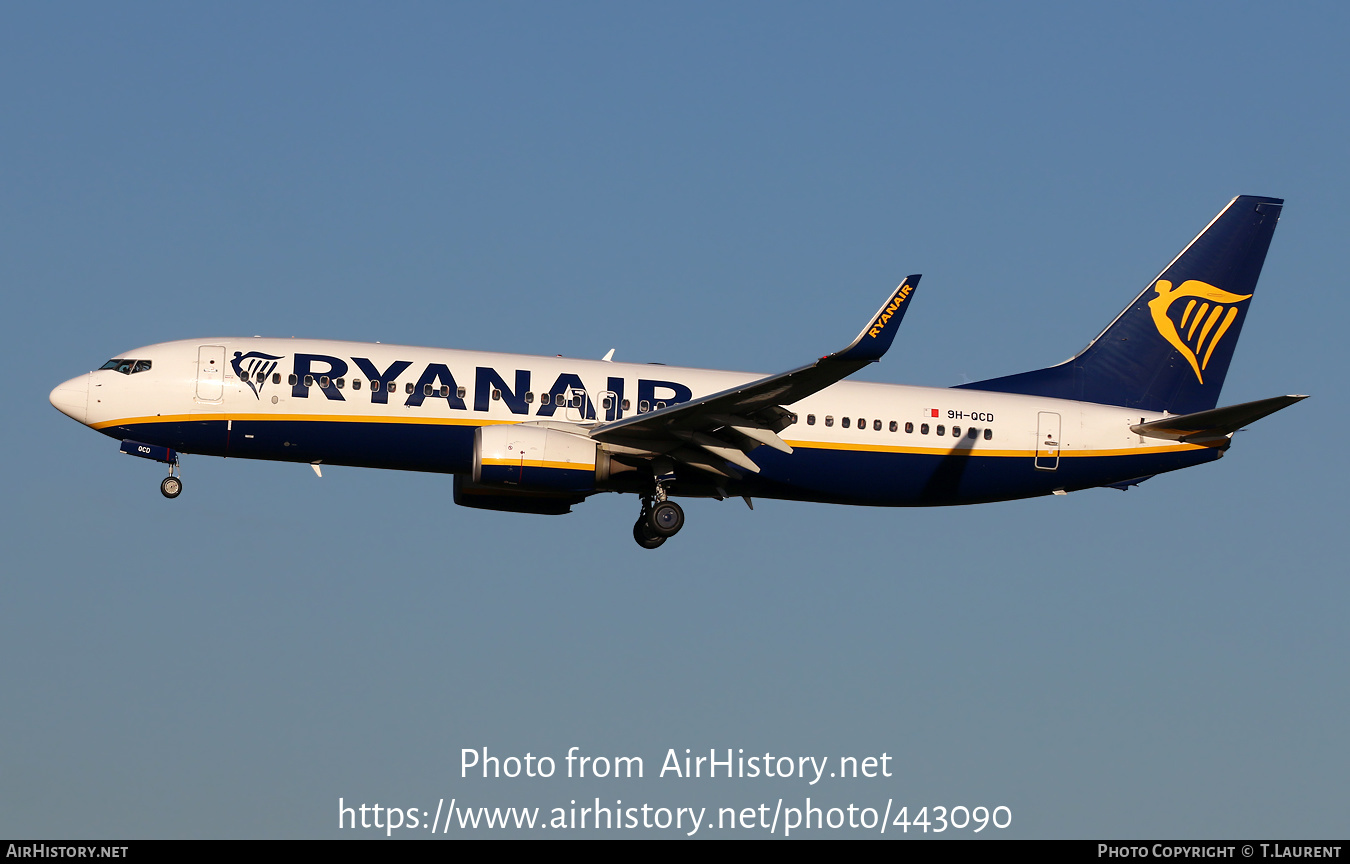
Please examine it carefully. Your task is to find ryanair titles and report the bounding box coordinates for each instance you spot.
[868,281,913,338]
[281,352,692,421]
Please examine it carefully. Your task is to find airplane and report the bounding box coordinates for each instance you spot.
[50,194,1305,548]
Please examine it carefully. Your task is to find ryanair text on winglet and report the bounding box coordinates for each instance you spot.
[868,282,913,338]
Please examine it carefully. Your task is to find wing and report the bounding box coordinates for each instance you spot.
[589,275,921,478]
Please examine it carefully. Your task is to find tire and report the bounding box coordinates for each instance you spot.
[160,476,182,499]
[648,500,684,537]
[633,519,666,549]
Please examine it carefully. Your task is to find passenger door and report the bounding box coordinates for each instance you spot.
[196,345,226,402]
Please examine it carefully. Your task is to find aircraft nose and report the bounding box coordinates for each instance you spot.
[50,374,89,424]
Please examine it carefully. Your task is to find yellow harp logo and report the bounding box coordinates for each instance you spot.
[1148,279,1252,384]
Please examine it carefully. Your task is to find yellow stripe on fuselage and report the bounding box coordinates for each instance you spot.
[96,414,1208,459]
[91,412,514,431]
[781,439,1206,458]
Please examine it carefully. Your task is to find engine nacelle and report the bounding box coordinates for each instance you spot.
[473,424,600,494]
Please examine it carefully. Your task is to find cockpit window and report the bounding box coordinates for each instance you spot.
[100,359,151,374]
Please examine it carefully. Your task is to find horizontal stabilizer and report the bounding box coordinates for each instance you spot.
[1131,394,1307,447]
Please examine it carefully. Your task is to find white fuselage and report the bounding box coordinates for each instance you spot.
[50,337,1216,507]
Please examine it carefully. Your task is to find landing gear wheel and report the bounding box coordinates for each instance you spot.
[648,500,684,537]
[160,476,182,499]
[633,519,666,549]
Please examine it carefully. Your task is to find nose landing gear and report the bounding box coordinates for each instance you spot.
[119,439,182,499]
[160,465,182,499]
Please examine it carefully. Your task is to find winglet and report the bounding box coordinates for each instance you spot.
[829,275,922,363]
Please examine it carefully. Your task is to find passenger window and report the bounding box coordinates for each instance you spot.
[556,392,567,406]
[639,400,649,413]
[825,416,834,427]
[541,393,551,405]
[920,423,929,434]
[602,396,613,410]
[952,425,960,437]
[423,384,433,396]
[937,425,945,436]
[369,379,379,390]
[304,375,314,387]
[873,419,882,431]
[441,385,450,397]
[272,373,281,385]
[807,414,816,426]
[289,374,298,386]
[405,383,414,394]
[842,417,851,428]
[889,420,898,432]
[387,382,396,393]
[457,387,466,399]
[904,422,913,433]
[319,376,330,388]
[526,392,535,404]
[352,379,362,391]
[655,401,666,410]
[492,389,501,401]
[336,378,345,389]
[572,395,583,408]
[983,428,992,440]
[968,427,978,439]
[622,399,630,411]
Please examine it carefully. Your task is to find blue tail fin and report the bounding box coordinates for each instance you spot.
[956,195,1283,415]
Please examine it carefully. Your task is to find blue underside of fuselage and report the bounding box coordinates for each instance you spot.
[104,418,1222,506]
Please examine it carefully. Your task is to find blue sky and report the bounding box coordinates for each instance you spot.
[3,2,1347,838]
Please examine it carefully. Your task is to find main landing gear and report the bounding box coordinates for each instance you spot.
[632,491,685,550]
